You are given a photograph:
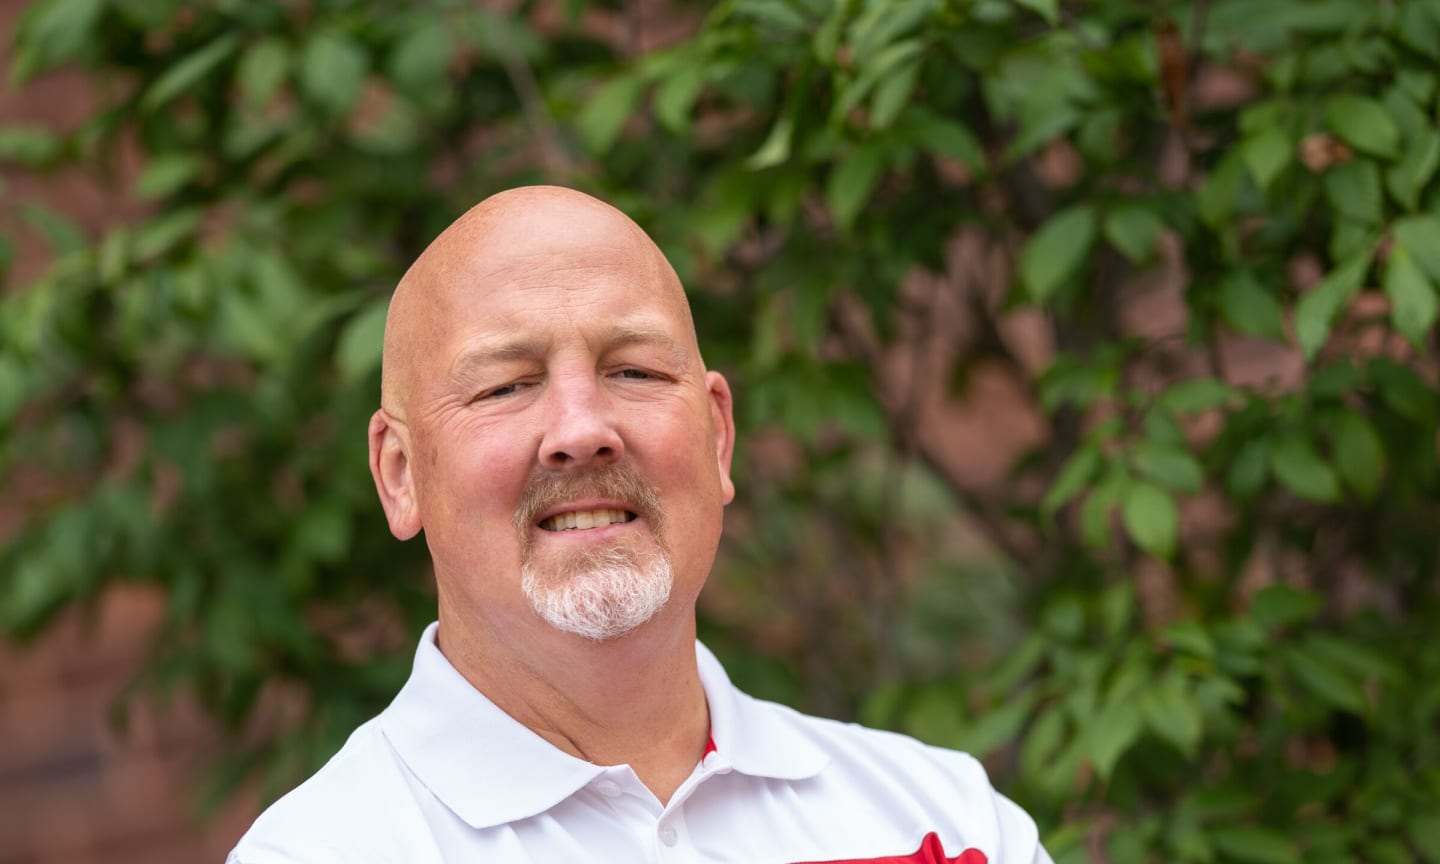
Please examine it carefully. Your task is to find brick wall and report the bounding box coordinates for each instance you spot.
[0,587,260,864]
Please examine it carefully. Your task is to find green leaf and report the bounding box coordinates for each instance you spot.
[1088,691,1144,780]
[1322,160,1382,223]
[1250,584,1321,630]
[1295,252,1371,359]
[335,296,389,384]
[1021,205,1097,301]
[1132,442,1204,493]
[1141,672,1203,757]
[1102,204,1162,263]
[0,353,26,428]
[1303,633,1402,683]
[1383,245,1439,348]
[1271,435,1342,502]
[987,635,1046,697]
[134,154,202,199]
[389,19,451,93]
[1286,642,1368,713]
[1081,470,1125,550]
[834,40,923,121]
[10,0,104,82]
[1211,825,1300,864]
[1386,128,1440,211]
[1121,481,1178,559]
[1197,151,1246,227]
[237,38,290,107]
[739,0,808,34]
[1143,408,1185,446]
[577,74,645,155]
[1393,215,1440,282]
[1308,359,1363,398]
[132,209,200,261]
[745,108,794,170]
[1158,378,1232,413]
[1242,124,1293,189]
[142,34,241,111]
[869,58,919,129]
[20,202,85,254]
[1098,582,1134,640]
[1366,839,1418,864]
[1020,704,1068,785]
[1042,446,1100,518]
[1043,593,1085,642]
[1226,436,1271,498]
[826,146,886,232]
[1324,94,1399,158]
[1013,0,1059,25]
[1161,619,1215,659]
[294,503,351,564]
[1408,815,1440,861]
[899,687,964,750]
[957,689,1040,759]
[300,30,368,115]
[1220,271,1287,341]
[1331,411,1385,499]
[1370,357,1435,421]
[1329,218,1374,263]
[0,125,62,167]
[654,62,705,134]
[908,111,985,171]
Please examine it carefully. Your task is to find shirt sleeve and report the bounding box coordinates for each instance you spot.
[989,781,1055,864]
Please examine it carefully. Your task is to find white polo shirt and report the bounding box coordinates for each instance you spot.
[228,623,1052,864]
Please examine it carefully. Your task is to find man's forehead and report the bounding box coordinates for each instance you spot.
[381,186,696,412]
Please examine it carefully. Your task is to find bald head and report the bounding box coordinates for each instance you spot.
[380,186,697,416]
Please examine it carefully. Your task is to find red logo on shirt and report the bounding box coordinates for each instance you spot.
[793,832,987,864]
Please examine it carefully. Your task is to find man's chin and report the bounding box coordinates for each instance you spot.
[521,552,674,642]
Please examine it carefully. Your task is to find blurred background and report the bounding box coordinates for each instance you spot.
[2,0,1438,862]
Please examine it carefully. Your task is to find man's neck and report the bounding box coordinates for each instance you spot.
[436,609,710,805]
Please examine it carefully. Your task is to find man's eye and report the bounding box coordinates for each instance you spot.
[477,383,522,401]
[616,369,655,380]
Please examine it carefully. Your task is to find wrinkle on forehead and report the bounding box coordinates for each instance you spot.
[379,186,696,416]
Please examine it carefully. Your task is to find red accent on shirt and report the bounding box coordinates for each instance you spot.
[703,734,717,757]
[792,832,988,864]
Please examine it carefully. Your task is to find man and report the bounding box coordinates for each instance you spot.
[228,187,1052,863]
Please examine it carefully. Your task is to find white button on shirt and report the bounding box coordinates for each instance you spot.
[594,779,622,799]
[228,623,1052,864]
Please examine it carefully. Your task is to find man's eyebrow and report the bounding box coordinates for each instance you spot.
[447,327,692,383]
[605,326,691,368]
[448,339,544,383]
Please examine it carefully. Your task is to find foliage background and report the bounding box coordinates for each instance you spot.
[3,0,1439,861]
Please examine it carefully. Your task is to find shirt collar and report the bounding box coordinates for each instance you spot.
[379,623,606,829]
[695,641,830,781]
[379,623,830,830]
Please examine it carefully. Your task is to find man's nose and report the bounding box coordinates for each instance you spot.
[537,373,624,470]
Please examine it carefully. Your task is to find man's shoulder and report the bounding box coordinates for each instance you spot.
[757,695,992,789]
[227,717,437,864]
[726,694,1049,862]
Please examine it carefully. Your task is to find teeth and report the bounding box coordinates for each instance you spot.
[541,509,631,531]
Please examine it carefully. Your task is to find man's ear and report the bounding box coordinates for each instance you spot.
[369,409,422,540]
[705,370,737,505]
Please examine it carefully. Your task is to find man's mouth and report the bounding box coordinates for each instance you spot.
[538,509,638,531]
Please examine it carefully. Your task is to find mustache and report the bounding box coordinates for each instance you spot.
[514,464,664,541]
